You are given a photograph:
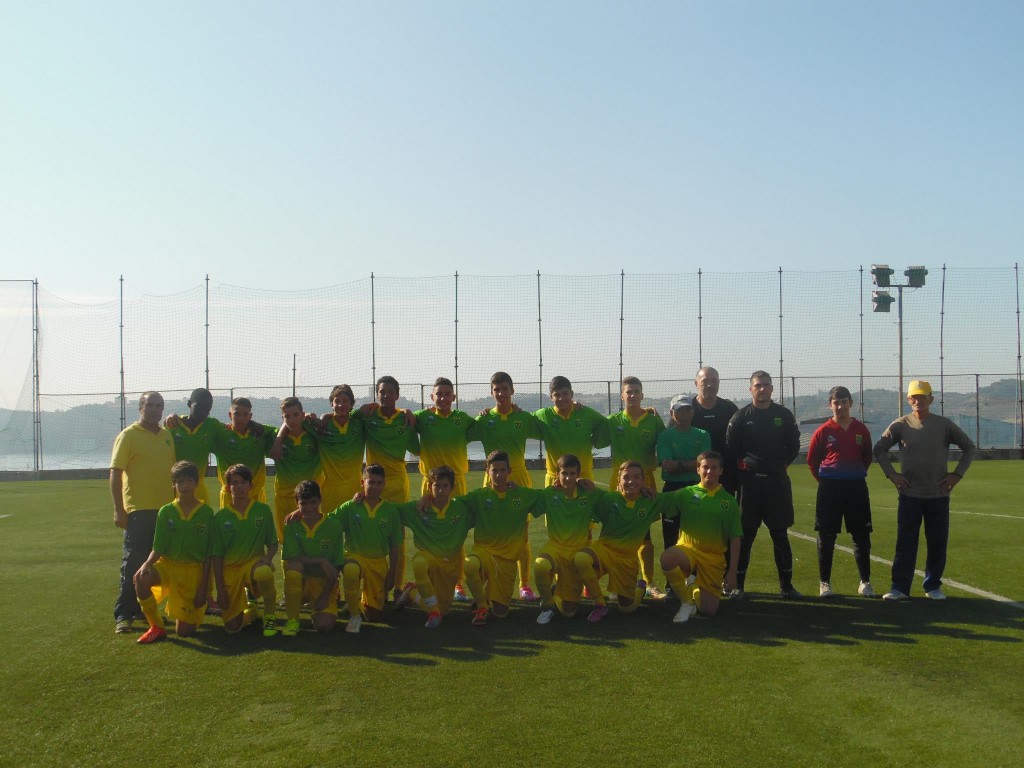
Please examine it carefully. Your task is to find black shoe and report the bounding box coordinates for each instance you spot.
[779,586,803,599]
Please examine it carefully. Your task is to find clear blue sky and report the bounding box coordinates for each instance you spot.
[1,2,1022,407]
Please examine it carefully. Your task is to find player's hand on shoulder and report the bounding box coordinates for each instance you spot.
[250,421,265,438]
[360,402,379,416]
[416,494,432,512]
[638,484,657,499]
[576,478,596,491]
[284,508,302,525]
[404,409,416,426]
[164,414,182,429]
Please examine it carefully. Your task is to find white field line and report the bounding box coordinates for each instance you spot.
[0,514,10,520]
[866,503,1022,521]
[789,529,1024,610]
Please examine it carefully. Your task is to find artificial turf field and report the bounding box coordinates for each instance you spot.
[0,462,1021,768]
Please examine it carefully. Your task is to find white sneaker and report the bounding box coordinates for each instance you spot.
[685,573,696,588]
[882,589,910,602]
[819,581,834,598]
[672,603,698,624]
[925,588,947,600]
[536,608,556,625]
[345,615,362,634]
[858,581,877,598]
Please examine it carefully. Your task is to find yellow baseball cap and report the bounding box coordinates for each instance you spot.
[907,380,933,396]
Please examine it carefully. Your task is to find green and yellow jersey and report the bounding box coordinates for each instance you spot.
[475,407,540,487]
[273,431,324,492]
[213,425,276,506]
[603,410,666,490]
[168,417,221,503]
[462,486,543,560]
[358,409,419,503]
[398,498,474,561]
[282,514,345,573]
[665,484,742,555]
[538,485,605,552]
[414,407,476,493]
[153,500,215,562]
[533,404,608,484]
[331,498,403,559]
[308,415,366,512]
[211,500,277,565]
[593,492,672,550]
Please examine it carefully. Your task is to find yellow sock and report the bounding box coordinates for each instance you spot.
[284,569,303,620]
[533,556,554,608]
[393,540,406,589]
[253,564,276,620]
[412,554,435,606]
[573,551,604,606]
[139,594,161,628]
[464,554,488,610]
[342,562,362,617]
[518,539,532,590]
[664,566,691,598]
[639,539,655,585]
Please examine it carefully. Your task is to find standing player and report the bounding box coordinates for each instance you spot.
[873,380,977,601]
[133,461,215,643]
[213,397,276,510]
[110,391,176,634]
[461,451,543,626]
[475,371,543,602]
[211,463,279,636]
[414,377,476,496]
[332,464,402,634]
[574,461,672,623]
[311,384,366,515]
[661,451,742,623]
[281,480,344,636]
[269,396,323,544]
[166,387,221,505]
[600,376,666,599]
[533,376,609,487]
[533,454,605,624]
[691,367,739,493]
[656,394,711,561]
[725,371,802,599]
[806,386,876,598]
[394,465,475,628]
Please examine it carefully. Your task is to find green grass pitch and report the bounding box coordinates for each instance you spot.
[0,462,1021,768]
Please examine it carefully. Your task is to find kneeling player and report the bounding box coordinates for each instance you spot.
[574,461,669,623]
[134,461,215,644]
[281,480,344,636]
[395,465,475,628]
[661,451,741,623]
[533,454,604,624]
[212,464,279,636]
[333,464,402,634]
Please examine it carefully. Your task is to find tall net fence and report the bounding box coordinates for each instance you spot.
[1,266,1021,470]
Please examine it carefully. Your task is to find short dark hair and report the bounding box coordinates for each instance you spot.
[490,371,514,388]
[376,376,400,396]
[557,454,582,472]
[231,397,253,410]
[428,465,456,486]
[329,384,355,405]
[486,450,510,468]
[295,480,322,502]
[549,376,572,394]
[621,376,642,390]
[280,396,302,411]
[828,386,853,402]
[171,460,199,484]
[749,371,772,384]
[696,450,723,468]
[363,463,385,479]
[224,463,253,485]
[433,377,454,389]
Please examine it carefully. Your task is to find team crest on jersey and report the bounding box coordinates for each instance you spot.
[223,520,234,531]
[616,425,625,433]
[196,523,207,534]
[254,517,263,528]
[642,429,651,439]
[773,417,782,427]
[487,418,496,428]
[720,501,730,510]
[320,539,332,552]
[638,508,648,519]
[513,420,522,430]
[397,427,406,435]
[826,435,837,445]
[574,419,582,428]
[855,435,863,444]
[512,497,522,509]
[454,417,463,427]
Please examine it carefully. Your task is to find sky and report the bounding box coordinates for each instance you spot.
[1,1,1022,408]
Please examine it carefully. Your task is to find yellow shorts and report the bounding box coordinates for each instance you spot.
[677,544,726,599]
[588,539,640,598]
[469,548,518,607]
[300,575,340,616]
[345,554,390,611]
[537,542,582,602]
[219,558,268,622]
[412,551,460,615]
[381,472,410,504]
[152,558,207,626]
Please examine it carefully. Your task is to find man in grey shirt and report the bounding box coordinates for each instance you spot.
[873,380,976,601]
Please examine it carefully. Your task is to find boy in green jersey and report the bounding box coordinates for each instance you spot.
[656,394,711,554]
[281,481,344,636]
[332,464,403,634]
[462,451,544,626]
[270,396,323,543]
[534,454,606,624]
[601,376,667,600]
[415,377,476,496]
[394,465,475,628]
[310,384,366,514]
[134,461,215,644]
[474,371,542,602]
[574,461,673,623]
[212,463,279,637]
[213,397,276,510]
[661,451,742,623]
[166,388,220,504]
[533,376,609,486]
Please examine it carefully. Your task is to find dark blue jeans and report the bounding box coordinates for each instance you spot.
[114,509,157,621]
[890,495,950,595]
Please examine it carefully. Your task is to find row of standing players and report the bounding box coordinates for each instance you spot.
[109,368,976,639]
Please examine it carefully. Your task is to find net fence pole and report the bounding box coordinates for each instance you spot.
[974,373,981,448]
[697,268,704,369]
[618,269,624,388]
[119,274,126,431]
[454,271,460,397]
[537,270,544,459]
[778,267,785,406]
[370,272,377,390]
[1015,262,1023,454]
[858,265,865,421]
[204,274,210,389]
[292,354,297,397]
[940,264,947,415]
[32,279,42,471]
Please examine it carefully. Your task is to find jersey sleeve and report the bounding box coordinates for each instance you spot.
[591,411,611,450]
[151,504,173,555]
[806,424,826,478]
[281,523,300,560]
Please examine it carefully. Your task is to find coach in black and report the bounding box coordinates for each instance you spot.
[691,366,739,493]
[725,371,802,599]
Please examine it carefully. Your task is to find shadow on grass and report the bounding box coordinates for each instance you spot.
[166,591,1023,663]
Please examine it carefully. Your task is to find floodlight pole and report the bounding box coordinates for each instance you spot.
[897,285,905,416]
